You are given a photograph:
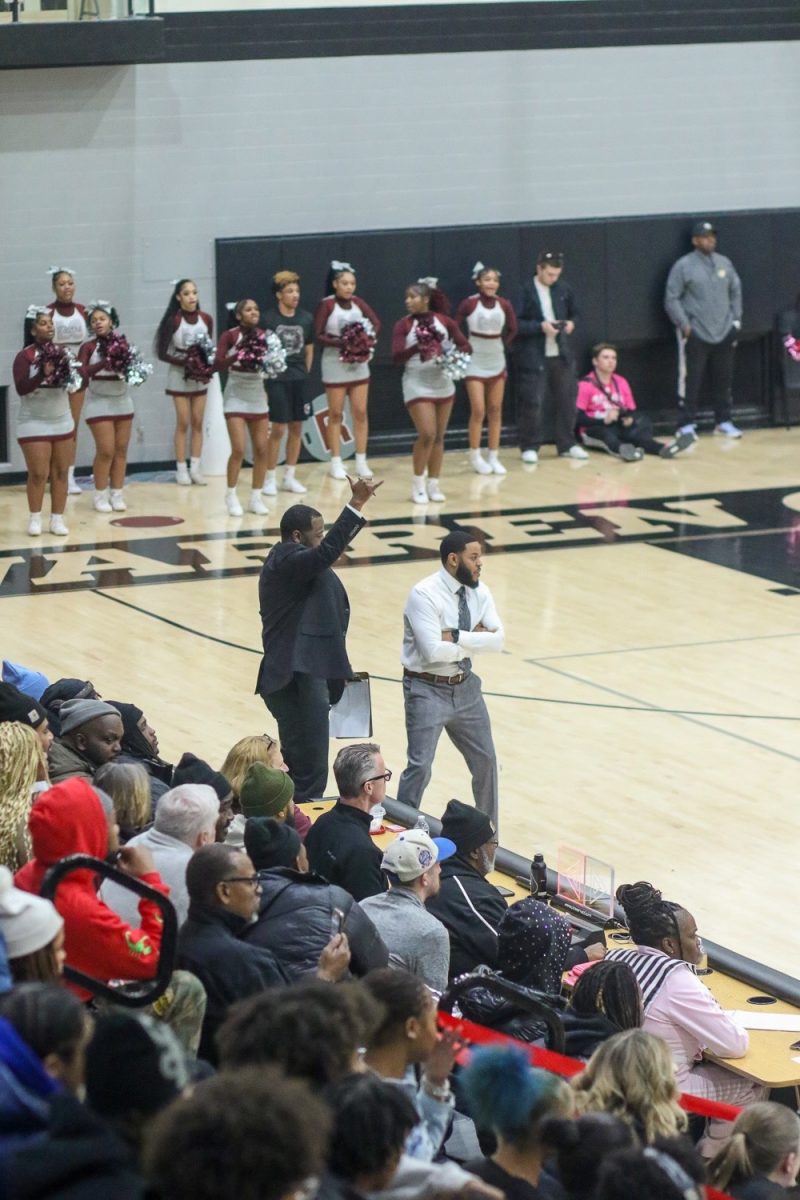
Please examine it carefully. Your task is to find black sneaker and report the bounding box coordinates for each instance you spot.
[619,443,642,462]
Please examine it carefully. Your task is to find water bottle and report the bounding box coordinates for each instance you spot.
[414,815,430,835]
[369,804,386,833]
[530,853,548,900]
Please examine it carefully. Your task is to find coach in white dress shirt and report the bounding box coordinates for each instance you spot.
[397,530,504,827]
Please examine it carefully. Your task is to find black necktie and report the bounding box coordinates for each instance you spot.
[456,586,472,672]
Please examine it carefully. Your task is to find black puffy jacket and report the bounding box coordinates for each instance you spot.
[242,866,389,979]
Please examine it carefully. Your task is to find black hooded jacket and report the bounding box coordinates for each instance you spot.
[425,856,508,980]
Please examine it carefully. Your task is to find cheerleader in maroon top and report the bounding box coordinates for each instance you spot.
[214,298,270,518]
[456,263,517,476]
[392,279,472,505]
[313,261,381,480]
[13,307,76,537]
[46,267,88,496]
[155,278,214,486]
[77,303,135,514]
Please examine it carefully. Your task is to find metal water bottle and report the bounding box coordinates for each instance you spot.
[530,853,548,900]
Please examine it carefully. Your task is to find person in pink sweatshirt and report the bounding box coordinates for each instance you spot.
[576,344,693,461]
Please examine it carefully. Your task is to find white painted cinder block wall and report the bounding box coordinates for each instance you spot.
[2,41,799,469]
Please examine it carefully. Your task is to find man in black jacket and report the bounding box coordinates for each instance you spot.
[255,476,380,801]
[425,798,508,979]
[242,815,389,979]
[512,250,588,464]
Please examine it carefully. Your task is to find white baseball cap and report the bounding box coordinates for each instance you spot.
[381,829,456,883]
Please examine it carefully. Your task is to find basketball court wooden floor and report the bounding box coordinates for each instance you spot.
[1,429,798,979]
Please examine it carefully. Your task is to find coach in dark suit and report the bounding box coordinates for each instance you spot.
[513,250,587,463]
[255,477,381,800]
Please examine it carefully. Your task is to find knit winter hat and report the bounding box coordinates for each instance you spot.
[240,762,294,819]
[0,682,47,731]
[172,752,231,801]
[58,699,120,736]
[0,867,63,959]
[439,799,495,856]
[244,817,301,871]
[85,1011,190,1119]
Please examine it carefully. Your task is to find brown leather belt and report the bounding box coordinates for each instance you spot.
[404,668,468,686]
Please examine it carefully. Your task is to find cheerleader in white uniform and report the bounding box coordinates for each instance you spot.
[313,261,381,480]
[77,303,135,514]
[13,307,75,537]
[214,298,270,518]
[456,263,517,476]
[155,278,214,485]
[46,267,88,496]
[391,280,472,505]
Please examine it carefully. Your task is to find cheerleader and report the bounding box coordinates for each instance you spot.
[456,263,517,475]
[313,260,380,480]
[13,307,76,537]
[214,299,270,517]
[262,270,314,496]
[77,303,135,514]
[392,279,472,505]
[46,267,88,496]
[155,278,214,486]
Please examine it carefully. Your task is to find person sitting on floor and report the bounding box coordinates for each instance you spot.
[241,816,389,979]
[305,744,389,901]
[47,700,123,785]
[576,344,693,461]
[360,828,455,993]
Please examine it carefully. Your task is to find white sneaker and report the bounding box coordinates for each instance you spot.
[280,473,307,494]
[714,421,743,438]
[248,491,268,515]
[110,490,127,512]
[354,455,373,479]
[189,459,206,486]
[49,514,69,537]
[262,473,277,496]
[67,467,82,496]
[329,457,347,481]
[411,483,428,505]
[176,463,191,486]
[521,449,539,464]
[427,478,446,502]
[27,513,42,537]
[225,491,243,517]
[561,445,589,460]
[469,451,492,476]
[487,452,507,475]
[93,489,112,513]
[676,424,698,441]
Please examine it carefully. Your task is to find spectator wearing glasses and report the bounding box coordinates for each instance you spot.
[305,744,390,901]
[512,251,588,464]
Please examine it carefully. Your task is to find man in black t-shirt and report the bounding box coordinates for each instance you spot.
[262,270,314,496]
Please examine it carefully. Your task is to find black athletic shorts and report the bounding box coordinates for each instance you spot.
[267,379,311,424]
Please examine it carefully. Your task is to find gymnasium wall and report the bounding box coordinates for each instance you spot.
[2,38,800,470]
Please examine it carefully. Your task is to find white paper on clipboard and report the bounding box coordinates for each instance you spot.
[329,673,373,738]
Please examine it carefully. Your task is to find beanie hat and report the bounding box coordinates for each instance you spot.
[244,817,301,871]
[85,1011,190,1119]
[240,762,294,819]
[172,752,230,801]
[0,866,63,959]
[0,682,47,731]
[439,798,495,856]
[381,829,456,883]
[2,662,49,703]
[58,699,120,736]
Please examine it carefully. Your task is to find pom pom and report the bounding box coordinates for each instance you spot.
[234,328,288,380]
[414,314,445,362]
[37,343,82,393]
[183,332,217,384]
[100,332,152,387]
[339,318,376,364]
[436,341,471,381]
[784,334,800,362]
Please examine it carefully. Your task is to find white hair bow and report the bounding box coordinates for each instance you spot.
[330,260,354,273]
[26,305,50,320]
[418,276,438,288]
[87,299,113,313]
[47,265,75,277]
[225,301,237,311]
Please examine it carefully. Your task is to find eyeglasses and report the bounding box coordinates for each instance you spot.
[223,875,261,888]
[365,770,392,784]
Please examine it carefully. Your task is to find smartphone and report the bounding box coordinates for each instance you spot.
[331,907,345,937]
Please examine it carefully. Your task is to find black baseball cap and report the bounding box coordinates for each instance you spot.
[537,251,564,267]
[691,220,716,237]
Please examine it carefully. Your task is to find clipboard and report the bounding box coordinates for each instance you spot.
[329,672,373,738]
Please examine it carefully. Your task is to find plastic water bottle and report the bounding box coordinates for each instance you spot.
[414,815,430,835]
[530,853,547,900]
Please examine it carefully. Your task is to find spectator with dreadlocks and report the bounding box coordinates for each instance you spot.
[606,881,764,1149]
[560,960,643,1059]
[0,722,47,872]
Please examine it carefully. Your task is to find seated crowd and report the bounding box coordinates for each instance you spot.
[0,666,797,1199]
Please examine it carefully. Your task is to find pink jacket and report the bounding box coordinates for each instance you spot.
[576,372,637,422]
